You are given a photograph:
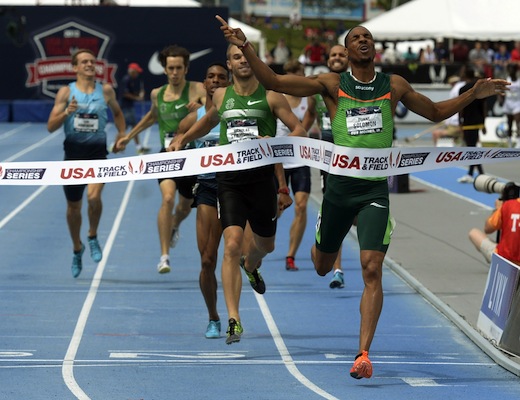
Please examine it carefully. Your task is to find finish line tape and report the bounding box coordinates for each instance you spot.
[1,136,519,186]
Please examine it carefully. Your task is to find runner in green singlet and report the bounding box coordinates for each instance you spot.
[315,44,349,289]
[218,17,510,379]
[168,43,306,345]
[116,45,206,274]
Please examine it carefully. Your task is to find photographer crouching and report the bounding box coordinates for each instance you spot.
[469,175,520,266]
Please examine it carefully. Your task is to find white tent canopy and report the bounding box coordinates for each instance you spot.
[339,0,520,43]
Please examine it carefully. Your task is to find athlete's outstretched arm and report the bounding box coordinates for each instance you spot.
[216,15,324,98]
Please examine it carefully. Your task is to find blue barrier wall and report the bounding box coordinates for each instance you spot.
[1,5,228,106]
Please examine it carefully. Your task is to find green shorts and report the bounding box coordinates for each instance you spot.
[315,176,393,253]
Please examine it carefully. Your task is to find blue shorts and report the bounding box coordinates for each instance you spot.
[192,179,218,208]
[284,166,311,194]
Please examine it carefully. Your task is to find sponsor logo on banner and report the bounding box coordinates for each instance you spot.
[258,142,273,158]
[200,152,235,168]
[396,152,429,168]
[332,154,361,170]
[144,158,186,174]
[362,156,389,171]
[233,141,276,165]
[61,167,95,180]
[0,168,46,180]
[96,165,129,178]
[299,145,332,165]
[128,160,145,175]
[436,149,489,163]
[60,164,132,180]
[25,21,117,98]
[272,144,294,158]
[236,147,263,164]
[486,150,520,159]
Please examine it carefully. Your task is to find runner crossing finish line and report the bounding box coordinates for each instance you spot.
[1,136,519,185]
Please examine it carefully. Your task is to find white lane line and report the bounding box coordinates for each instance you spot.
[3,358,497,366]
[0,127,60,229]
[0,185,48,229]
[410,176,493,210]
[0,123,32,140]
[402,377,447,387]
[3,129,59,163]
[254,292,339,400]
[61,180,134,400]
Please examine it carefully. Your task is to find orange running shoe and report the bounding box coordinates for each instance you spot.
[350,350,373,379]
[285,256,299,271]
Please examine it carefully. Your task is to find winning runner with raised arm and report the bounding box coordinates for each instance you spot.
[216,15,510,379]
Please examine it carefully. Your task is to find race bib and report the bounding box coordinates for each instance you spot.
[74,113,99,133]
[346,106,383,136]
[226,118,259,143]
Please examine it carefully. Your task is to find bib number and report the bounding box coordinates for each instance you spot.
[346,106,383,136]
[226,119,259,143]
[74,113,99,133]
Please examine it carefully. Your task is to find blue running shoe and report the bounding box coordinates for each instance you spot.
[71,244,85,278]
[329,270,345,289]
[205,320,221,339]
[88,237,103,263]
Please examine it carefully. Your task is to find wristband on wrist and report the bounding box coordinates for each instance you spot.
[278,187,290,195]
[238,39,249,50]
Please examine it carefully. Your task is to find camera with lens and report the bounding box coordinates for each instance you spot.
[473,174,520,200]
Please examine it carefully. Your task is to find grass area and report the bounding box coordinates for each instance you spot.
[248,17,358,58]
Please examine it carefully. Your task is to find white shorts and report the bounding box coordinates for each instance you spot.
[503,99,520,115]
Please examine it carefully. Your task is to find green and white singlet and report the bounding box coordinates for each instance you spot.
[157,82,191,148]
[332,71,393,152]
[217,84,277,184]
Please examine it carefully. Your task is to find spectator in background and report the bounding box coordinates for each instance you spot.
[420,45,436,63]
[290,8,302,30]
[431,75,465,145]
[483,42,495,64]
[374,42,384,64]
[119,62,150,154]
[469,41,489,77]
[402,46,417,63]
[304,39,327,65]
[270,37,292,65]
[498,63,520,147]
[434,41,448,63]
[381,42,399,64]
[511,41,520,65]
[452,40,469,63]
[493,43,511,79]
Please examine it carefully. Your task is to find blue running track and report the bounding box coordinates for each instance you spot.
[1,123,519,399]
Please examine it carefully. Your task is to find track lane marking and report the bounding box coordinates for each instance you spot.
[61,180,134,400]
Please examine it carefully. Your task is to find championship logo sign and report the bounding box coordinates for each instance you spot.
[25,20,117,98]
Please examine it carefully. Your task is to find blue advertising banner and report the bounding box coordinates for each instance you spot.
[0,6,229,100]
[301,0,364,20]
[477,253,520,343]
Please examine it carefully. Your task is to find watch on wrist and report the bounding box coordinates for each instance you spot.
[278,187,290,195]
[238,39,249,50]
